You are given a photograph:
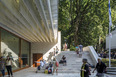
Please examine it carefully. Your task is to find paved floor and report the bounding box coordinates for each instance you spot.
[10,51,116,77]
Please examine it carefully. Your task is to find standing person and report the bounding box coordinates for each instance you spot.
[53,48,56,56]
[81,58,89,77]
[43,59,46,68]
[103,52,107,58]
[79,44,83,57]
[52,58,59,75]
[6,56,13,77]
[92,58,107,77]
[0,56,5,77]
[114,52,116,59]
[56,46,59,54]
[111,52,114,59]
[64,43,67,51]
[100,52,103,58]
[76,45,79,55]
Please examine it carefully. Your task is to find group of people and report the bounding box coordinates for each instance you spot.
[98,52,116,59]
[76,44,83,57]
[81,58,107,77]
[36,58,59,75]
[46,58,59,75]
[0,56,13,77]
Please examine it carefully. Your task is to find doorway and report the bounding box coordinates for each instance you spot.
[33,53,43,67]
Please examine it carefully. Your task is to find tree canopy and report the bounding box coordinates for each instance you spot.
[58,0,116,50]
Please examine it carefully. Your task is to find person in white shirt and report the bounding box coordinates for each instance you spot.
[35,60,44,68]
[6,56,13,77]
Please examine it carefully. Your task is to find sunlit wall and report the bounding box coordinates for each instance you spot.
[0,28,30,71]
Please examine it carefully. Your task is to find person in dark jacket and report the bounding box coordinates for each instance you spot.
[81,58,89,77]
[114,53,116,59]
[92,58,107,77]
[0,56,5,77]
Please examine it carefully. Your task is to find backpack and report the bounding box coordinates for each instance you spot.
[45,69,48,74]
[38,66,40,70]
[56,61,59,67]
[48,69,52,74]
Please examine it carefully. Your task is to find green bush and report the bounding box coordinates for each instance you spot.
[102,58,116,67]
[70,45,76,51]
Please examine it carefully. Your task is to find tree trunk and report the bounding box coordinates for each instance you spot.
[74,19,79,46]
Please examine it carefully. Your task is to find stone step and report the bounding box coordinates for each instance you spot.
[107,67,116,71]
[107,70,116,72]
[106,72,116,75]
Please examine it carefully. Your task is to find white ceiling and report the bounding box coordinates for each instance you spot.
[0,0,58,42]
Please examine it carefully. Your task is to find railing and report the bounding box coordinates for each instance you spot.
[88,46,98,65]
[83,46,98,66]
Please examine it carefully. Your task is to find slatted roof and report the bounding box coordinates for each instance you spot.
[0,0,58,42]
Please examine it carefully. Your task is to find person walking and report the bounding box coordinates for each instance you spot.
[92,58,107,77]
[75,45,79,55]
[0,56,5,77]
[52,58,59,75]
[6,56,13,77]
[81,58,89,77]
[79,44,83,57]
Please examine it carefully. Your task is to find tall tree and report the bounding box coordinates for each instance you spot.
[58,0,116,49]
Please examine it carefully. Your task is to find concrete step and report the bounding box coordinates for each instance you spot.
[107,70,116,72]
[107,67,116,71]
[106,72,116,75]
[107,67,116,75]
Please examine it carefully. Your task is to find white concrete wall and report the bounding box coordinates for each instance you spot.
[30,31,61,67]
[106,33,116,49]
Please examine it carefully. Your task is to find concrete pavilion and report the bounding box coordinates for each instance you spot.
[0,0,60,73]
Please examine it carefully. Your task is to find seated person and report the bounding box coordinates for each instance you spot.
[62,55,66,66]
[48,62,53,73]
[49,62,53,68]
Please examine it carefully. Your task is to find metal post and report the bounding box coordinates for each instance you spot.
[109,29,111,67]
[108,0,112,67]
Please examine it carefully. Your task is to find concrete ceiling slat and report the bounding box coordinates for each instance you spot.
[0,16,37,42]
[50,0,58,42]
[23,0,50,42]
[0,0,42,42]
[21,0,47,42]
[0,0,59,42]
[0,4,37,42]
[19,0,44,42]
[0,2,40,42]
[0,23,32,42]
[47,0,55,39]
[34,0,53,42]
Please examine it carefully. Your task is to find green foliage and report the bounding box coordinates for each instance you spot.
[58,0,116,49]
[102,58,116,67]
[70,45,76,51]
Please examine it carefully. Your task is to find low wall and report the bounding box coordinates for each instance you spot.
[83,46,98,66]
